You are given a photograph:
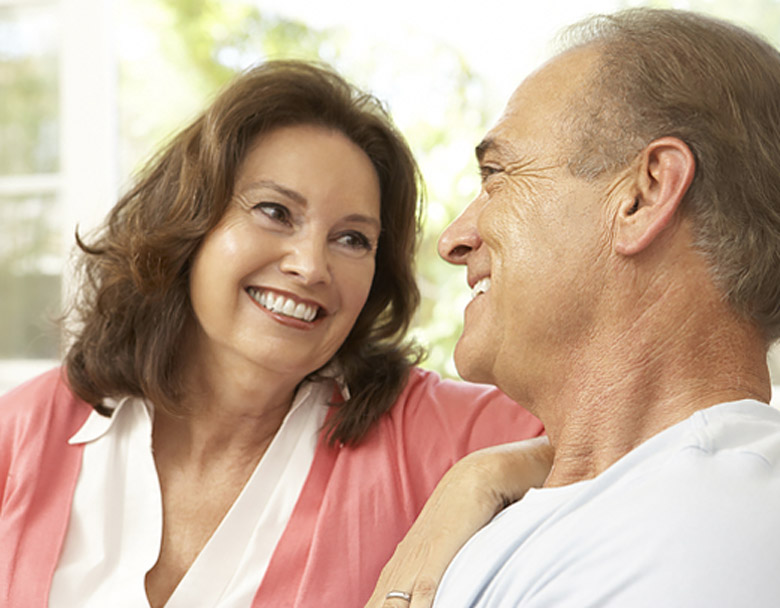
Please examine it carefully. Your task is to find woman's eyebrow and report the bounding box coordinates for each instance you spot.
[243,179,308,206]
[343,214,381,231]
[243,180,380,229]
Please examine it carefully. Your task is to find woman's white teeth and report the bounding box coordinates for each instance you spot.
[249,288,318,322]
[294,302,309,318]
[472,277,491,299]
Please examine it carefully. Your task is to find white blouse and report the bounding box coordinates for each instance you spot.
[49,378,334,608]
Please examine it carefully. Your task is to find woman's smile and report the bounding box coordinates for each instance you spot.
[246,286,322,324]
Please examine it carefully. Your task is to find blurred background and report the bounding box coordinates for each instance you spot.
[2,0,780,397]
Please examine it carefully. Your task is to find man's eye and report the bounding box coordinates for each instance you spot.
[479,165,502,182]
[254,202,292,225]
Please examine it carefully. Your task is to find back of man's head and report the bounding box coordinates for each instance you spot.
[559,8,780,342]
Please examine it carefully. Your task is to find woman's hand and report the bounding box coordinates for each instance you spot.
[365,436,553,608]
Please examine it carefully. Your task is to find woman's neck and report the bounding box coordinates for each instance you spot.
[157,346,305,470]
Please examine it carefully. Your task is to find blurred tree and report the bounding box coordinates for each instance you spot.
[118,0,332,180]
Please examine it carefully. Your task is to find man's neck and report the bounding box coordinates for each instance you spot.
[537,304,771,488]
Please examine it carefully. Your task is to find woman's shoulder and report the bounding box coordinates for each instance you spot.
[366,366,542,466]
[399,366,520,411]
[392,366,542,434]
[0,367,92,433]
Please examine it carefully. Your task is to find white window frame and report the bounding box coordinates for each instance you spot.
[0,0,118,392]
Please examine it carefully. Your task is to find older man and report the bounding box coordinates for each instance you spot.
[433,8,780,607]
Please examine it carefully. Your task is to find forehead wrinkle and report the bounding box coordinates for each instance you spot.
[504,157,561,199]
[505,156,561,179]
[478,135,562,174]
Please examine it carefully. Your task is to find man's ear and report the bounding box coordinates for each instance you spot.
[614,137,695,256]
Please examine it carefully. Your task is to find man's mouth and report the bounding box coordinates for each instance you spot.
[247,287,320,322]
[471,277,491,300]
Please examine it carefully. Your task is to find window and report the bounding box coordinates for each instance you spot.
[0,0,117,392]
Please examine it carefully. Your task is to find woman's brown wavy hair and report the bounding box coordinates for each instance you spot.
[65,60,423,444]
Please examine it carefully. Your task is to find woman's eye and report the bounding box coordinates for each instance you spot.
[335,231,372,252]
[254,202,292,225]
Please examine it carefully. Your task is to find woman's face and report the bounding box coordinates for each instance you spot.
[189,124,381,382]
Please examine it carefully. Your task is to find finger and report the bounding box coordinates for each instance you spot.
[374,579,439,608]
[408,579,438,608]
[380,591,413,608]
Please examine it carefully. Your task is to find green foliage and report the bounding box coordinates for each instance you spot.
[117,0,335,180]
[157,0,330,89]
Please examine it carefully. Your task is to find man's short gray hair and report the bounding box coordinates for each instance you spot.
[561,8,780,342]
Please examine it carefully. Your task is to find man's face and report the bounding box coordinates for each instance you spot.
[438,48,619,400]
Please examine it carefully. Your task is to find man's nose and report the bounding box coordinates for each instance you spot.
[437,201,483,265]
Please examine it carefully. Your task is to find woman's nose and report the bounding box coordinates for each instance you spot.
[279,237,331,285]
[437,201,483,265]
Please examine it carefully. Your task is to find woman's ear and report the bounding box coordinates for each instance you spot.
[615,137,695,256]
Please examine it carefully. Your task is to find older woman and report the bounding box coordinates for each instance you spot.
[0,61,545,607]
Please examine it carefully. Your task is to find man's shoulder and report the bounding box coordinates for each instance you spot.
[591,400,780,508]
[690,399,780,462]
[435,402,780,607]
[500,399,780,546]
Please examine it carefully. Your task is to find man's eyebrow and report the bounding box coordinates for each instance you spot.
[475,137,515,163]
[475,138,493,162]
[243,179,308,206]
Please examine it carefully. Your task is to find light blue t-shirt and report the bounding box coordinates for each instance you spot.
[434,400,780,607]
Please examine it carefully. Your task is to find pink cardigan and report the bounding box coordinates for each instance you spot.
[0,367,543,607]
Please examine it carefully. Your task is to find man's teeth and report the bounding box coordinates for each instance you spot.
[472,277,491,299]
[248,288,318,322]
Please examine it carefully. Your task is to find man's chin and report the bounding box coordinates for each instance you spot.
[453,341,495,385]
